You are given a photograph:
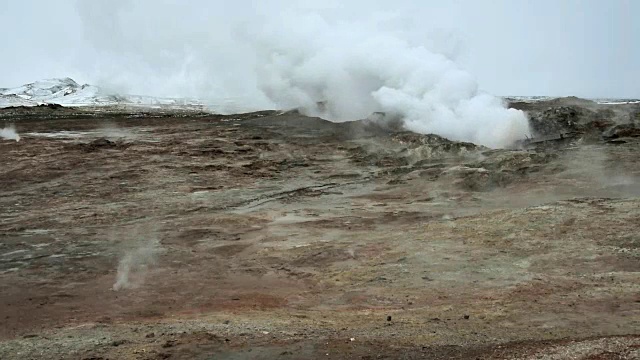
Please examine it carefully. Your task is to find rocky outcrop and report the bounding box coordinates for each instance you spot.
[391,132,482,160]
[603,123,640,139]
[528,106,594,136]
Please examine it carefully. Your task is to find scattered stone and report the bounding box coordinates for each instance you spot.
[90,138,115,147]
[162,340,176,348]
[111,339,127,347]
[78,137,122,152]
[603,123,640,139]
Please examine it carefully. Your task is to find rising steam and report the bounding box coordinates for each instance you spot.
[0,126,20,142]
[76,1,529,148]
[112,226,162,291]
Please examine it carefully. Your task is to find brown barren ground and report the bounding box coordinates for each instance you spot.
[0,104,638,359]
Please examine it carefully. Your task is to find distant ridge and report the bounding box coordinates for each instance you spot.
[0,78,203,108]
[505,95,640,105]
[1,78,638,110]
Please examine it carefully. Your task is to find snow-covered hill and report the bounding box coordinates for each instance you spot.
[3,78,637,110]
[505,95,640,105]
[0,78,203,108]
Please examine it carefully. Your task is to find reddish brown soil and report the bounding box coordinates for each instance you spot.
[0,108,638,359]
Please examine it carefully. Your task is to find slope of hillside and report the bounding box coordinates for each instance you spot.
[0,78,202,108]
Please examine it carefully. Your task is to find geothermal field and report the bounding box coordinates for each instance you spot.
[0,93,639,359]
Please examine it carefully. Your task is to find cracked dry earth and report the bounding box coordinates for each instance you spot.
[0,109,639,359]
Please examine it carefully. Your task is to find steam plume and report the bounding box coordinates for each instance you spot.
[76,1,529,148]
[0,126,20,142]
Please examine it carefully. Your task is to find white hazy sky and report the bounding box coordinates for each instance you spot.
[1,0,638,98]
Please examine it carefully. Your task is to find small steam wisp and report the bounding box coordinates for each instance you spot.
[112,228,162,291]
[0,126,20,142]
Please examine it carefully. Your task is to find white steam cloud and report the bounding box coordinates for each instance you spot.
[0,126,20,142]
[76,1,529,148]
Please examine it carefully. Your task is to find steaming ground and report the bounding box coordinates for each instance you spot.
[0,77,526,147]
[0,100,639,359]
[72,1,534,148]
[0,126,20,142]
[112,224,163,291]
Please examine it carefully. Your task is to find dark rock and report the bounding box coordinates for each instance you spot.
[38,103,64,109]
[90,138,115,147]
[603,123,640,139]
[387,315,392,322]
[528,106,592,136]
[392,132,482,158]
[513,132,579,149]
[162,340,177,348]
[78,138,121,152]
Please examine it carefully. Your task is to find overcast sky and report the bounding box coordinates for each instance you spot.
[1,0,637,98]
